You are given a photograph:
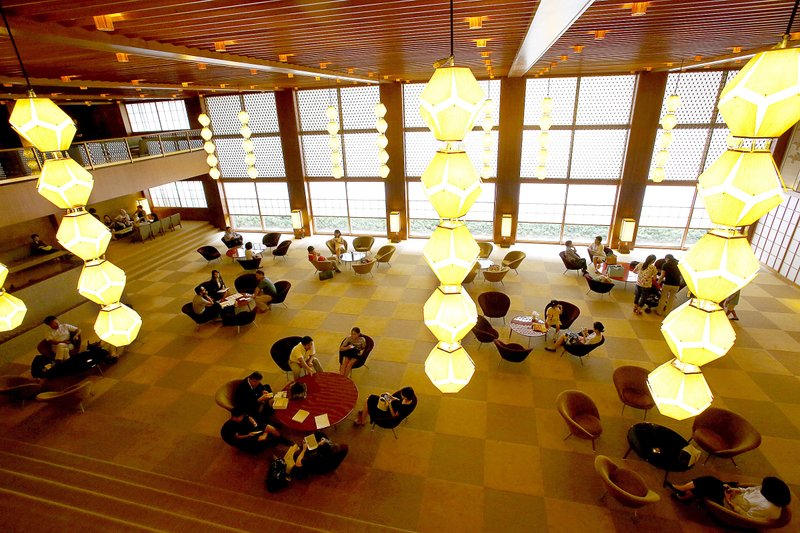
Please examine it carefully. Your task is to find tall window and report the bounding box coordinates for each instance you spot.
[126,100,190,132]
[402,80,500,238]
[297,86,387,234]
[518,75,636,243]
[641,70,736,247]
[149,180,207,208]
[205,93,290,231]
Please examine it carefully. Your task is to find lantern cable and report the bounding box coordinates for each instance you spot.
[0,4,33,93]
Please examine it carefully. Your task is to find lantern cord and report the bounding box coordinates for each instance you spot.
[0,4,33,93]
[786,0,799,36]
[674,59,685,94]
[450,0,454,59]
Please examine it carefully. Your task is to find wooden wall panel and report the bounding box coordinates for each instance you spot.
[494,77,526,245]
[380,82,407,240]
[275,89,310,236]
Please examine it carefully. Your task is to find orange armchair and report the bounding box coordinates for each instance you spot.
[613,366,655,419]
[557,390,602,451]
[705,483,791,530]
[691,407,761,466]
[594,455,660,522]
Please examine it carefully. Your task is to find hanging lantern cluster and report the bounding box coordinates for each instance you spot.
[326,99,343,179]
[418,60,486,394]
[238,110,258,179]
[480,98,494,179]
[199,113,221,180]
[648,35,800,421]
[537,95,552,180]
[651,80,682,182]
[0,263,26,331]
[375,102,389,178]
[9,94,140,347]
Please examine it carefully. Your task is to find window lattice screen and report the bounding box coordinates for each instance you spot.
[341,86,380,130]
[660,71,722,124]
[402,83,426,128]
[174,181,208,208]
[523,78,578,126]
[149,183,180,207]
[343,133,380,177]
[347,182,386,218]
[463,130,498,178]
[407,181,439,219]
[251,137,286,177]
[298,89,336,132]
[205,95,243,135]
[404,131,439,177]
[575,75,636,125]
[243,93,280,133]
[215,137,249,178]
[570,129,628,179]
[650,127,709,181]
[520,129,571,179]
[301,134,338,177]
[703,127,730,171]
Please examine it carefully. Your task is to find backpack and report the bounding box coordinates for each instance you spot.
[266,457,289,492]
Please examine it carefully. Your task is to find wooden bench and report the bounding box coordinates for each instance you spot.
[6,250,70,274]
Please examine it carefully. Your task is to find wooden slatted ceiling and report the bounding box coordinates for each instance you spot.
[0,0,797,101]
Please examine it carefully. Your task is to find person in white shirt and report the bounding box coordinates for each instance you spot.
[221,226,243,249]
[552,321,604,350]
[587,236,607,270]
[43,315,81,361]
[289,336,323,378]
[669,476,790,521]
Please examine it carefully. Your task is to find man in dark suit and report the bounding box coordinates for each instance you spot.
[233,371,274,422]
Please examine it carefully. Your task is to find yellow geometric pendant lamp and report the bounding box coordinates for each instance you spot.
[0,263,26,332]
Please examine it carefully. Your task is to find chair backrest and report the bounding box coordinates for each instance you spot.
[478,291,511,318]
[472,315,499,342]
[326,238,348,254]
[594,456,660,509]
[270,336,302,372]
[215,379,240,411]
[272,281,291,304]
[353,236,375,252]
[352,260,376,274]
[370,390,418,430]
[483,268,509,282]
[170,213,181,227]
[262,232,281,247]
[462,262,481,284]
[478,242,493,259]
[705,486,791,529]
[565,335,605,356]
[502,251,526,269]
[197,246,221,261]
[313,259,336,272]
[234,273,259,294]
[559,250,581,269]
[36,379,94,405]
[546,300,580,329]
[273,240,291,256]
[237,257,262,270]
[557,390,600,438]
[150,220,162,235]
[375,245,395,263]
[692,407,760,446]
[585,274,614,294]
[338,334,374,369]
[493,339,532,362]
[182,302,213,324]
[136,224,151,241]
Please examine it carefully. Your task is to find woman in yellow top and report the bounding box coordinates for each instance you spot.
[545,299,562,334]
[333,229,346,261]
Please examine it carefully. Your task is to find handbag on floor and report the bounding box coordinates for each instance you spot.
[319,269,334,281]
[545,327,558,350]
[266,457,289,492]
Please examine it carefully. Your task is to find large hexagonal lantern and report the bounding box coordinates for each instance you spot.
[419,66,486,142]
[424,342,475,394]
[0,262,8,287]
[647,359,713,421]
[94,303,142,347]
[423,287,478,344]
[423,220,479,286]
[661,299,736,367]
[717,47,800,138]
[56,210,112,261]
[0,290,27,332]
[421,149,482,219]
[38,158,94,209]
[9,97,77,152]
[679,229,759,303]
[698,149,784,227]
[78,259,126,306]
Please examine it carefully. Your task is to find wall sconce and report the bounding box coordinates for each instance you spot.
[291,209,304,239]
[500,214,513,247]
[389,211,401,243]
[618,218,636,254]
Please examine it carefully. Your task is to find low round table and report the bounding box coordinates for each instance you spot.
[341,251,366,269]
[624,422,692,486]
[273,372,358,432]
[477,258,494,269]
[509,315,547,347]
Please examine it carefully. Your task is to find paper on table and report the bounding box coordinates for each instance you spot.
[274,391,288,398]
[272,397,289,409]
[292,409,309,423]
[314,413,330,429]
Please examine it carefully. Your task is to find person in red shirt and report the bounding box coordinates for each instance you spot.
[307,246,340,273]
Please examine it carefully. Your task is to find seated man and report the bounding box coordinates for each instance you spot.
[221,226,244,249]
[43,315,81,361]
[233,371,274,422]
[669,476,790,521]
[192,285,221,321]
[354,386,416,425]
[30,234,56,255]
[289,336,323,378]
[307,246,341,273]
[564,240,588,273]
[550,321,605,351]
[220,408,282,453]
[133,205,148,224]
[253,269,277,312]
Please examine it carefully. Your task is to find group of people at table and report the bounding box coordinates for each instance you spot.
[191,269,276,321]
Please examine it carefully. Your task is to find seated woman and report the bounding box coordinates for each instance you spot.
[552,321,605,350]
[668,476,790,521]
[545,300,562,334]
[308,246,340,273]
[220,407,282,453]
[339,327,366,377]
[332,229,346,261]
[288,431,349,479]
[588,235,607,270]
[354,386,416,425]
[244,241,261,260]
[116,209,133,228]
[206,270,228,301]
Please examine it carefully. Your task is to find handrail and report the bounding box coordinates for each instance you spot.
[0,129,203,183]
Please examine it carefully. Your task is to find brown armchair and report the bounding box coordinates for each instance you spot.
[477,242,493,259]
[353,236,375,254]
[0,376,44,407]
[594,455,660,522]
[705,483,791,530]
[557,390,602,451]
[494,339,533,364]
[613,366,655,419]
[482,266,509,285]
[472,315,499,348]
[36,379,95,413]
[478,291,511,324]
[501,251,526,274]
[326,238,348,256]
[691,407,761,466]
[352,259,376,278]
[214,379,239,411]
[312,259,337,279]
[545,300,580,330]
[375,245,396,269]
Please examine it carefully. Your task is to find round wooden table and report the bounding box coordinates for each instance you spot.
[273,372,358,432]
[509,315,547,347]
